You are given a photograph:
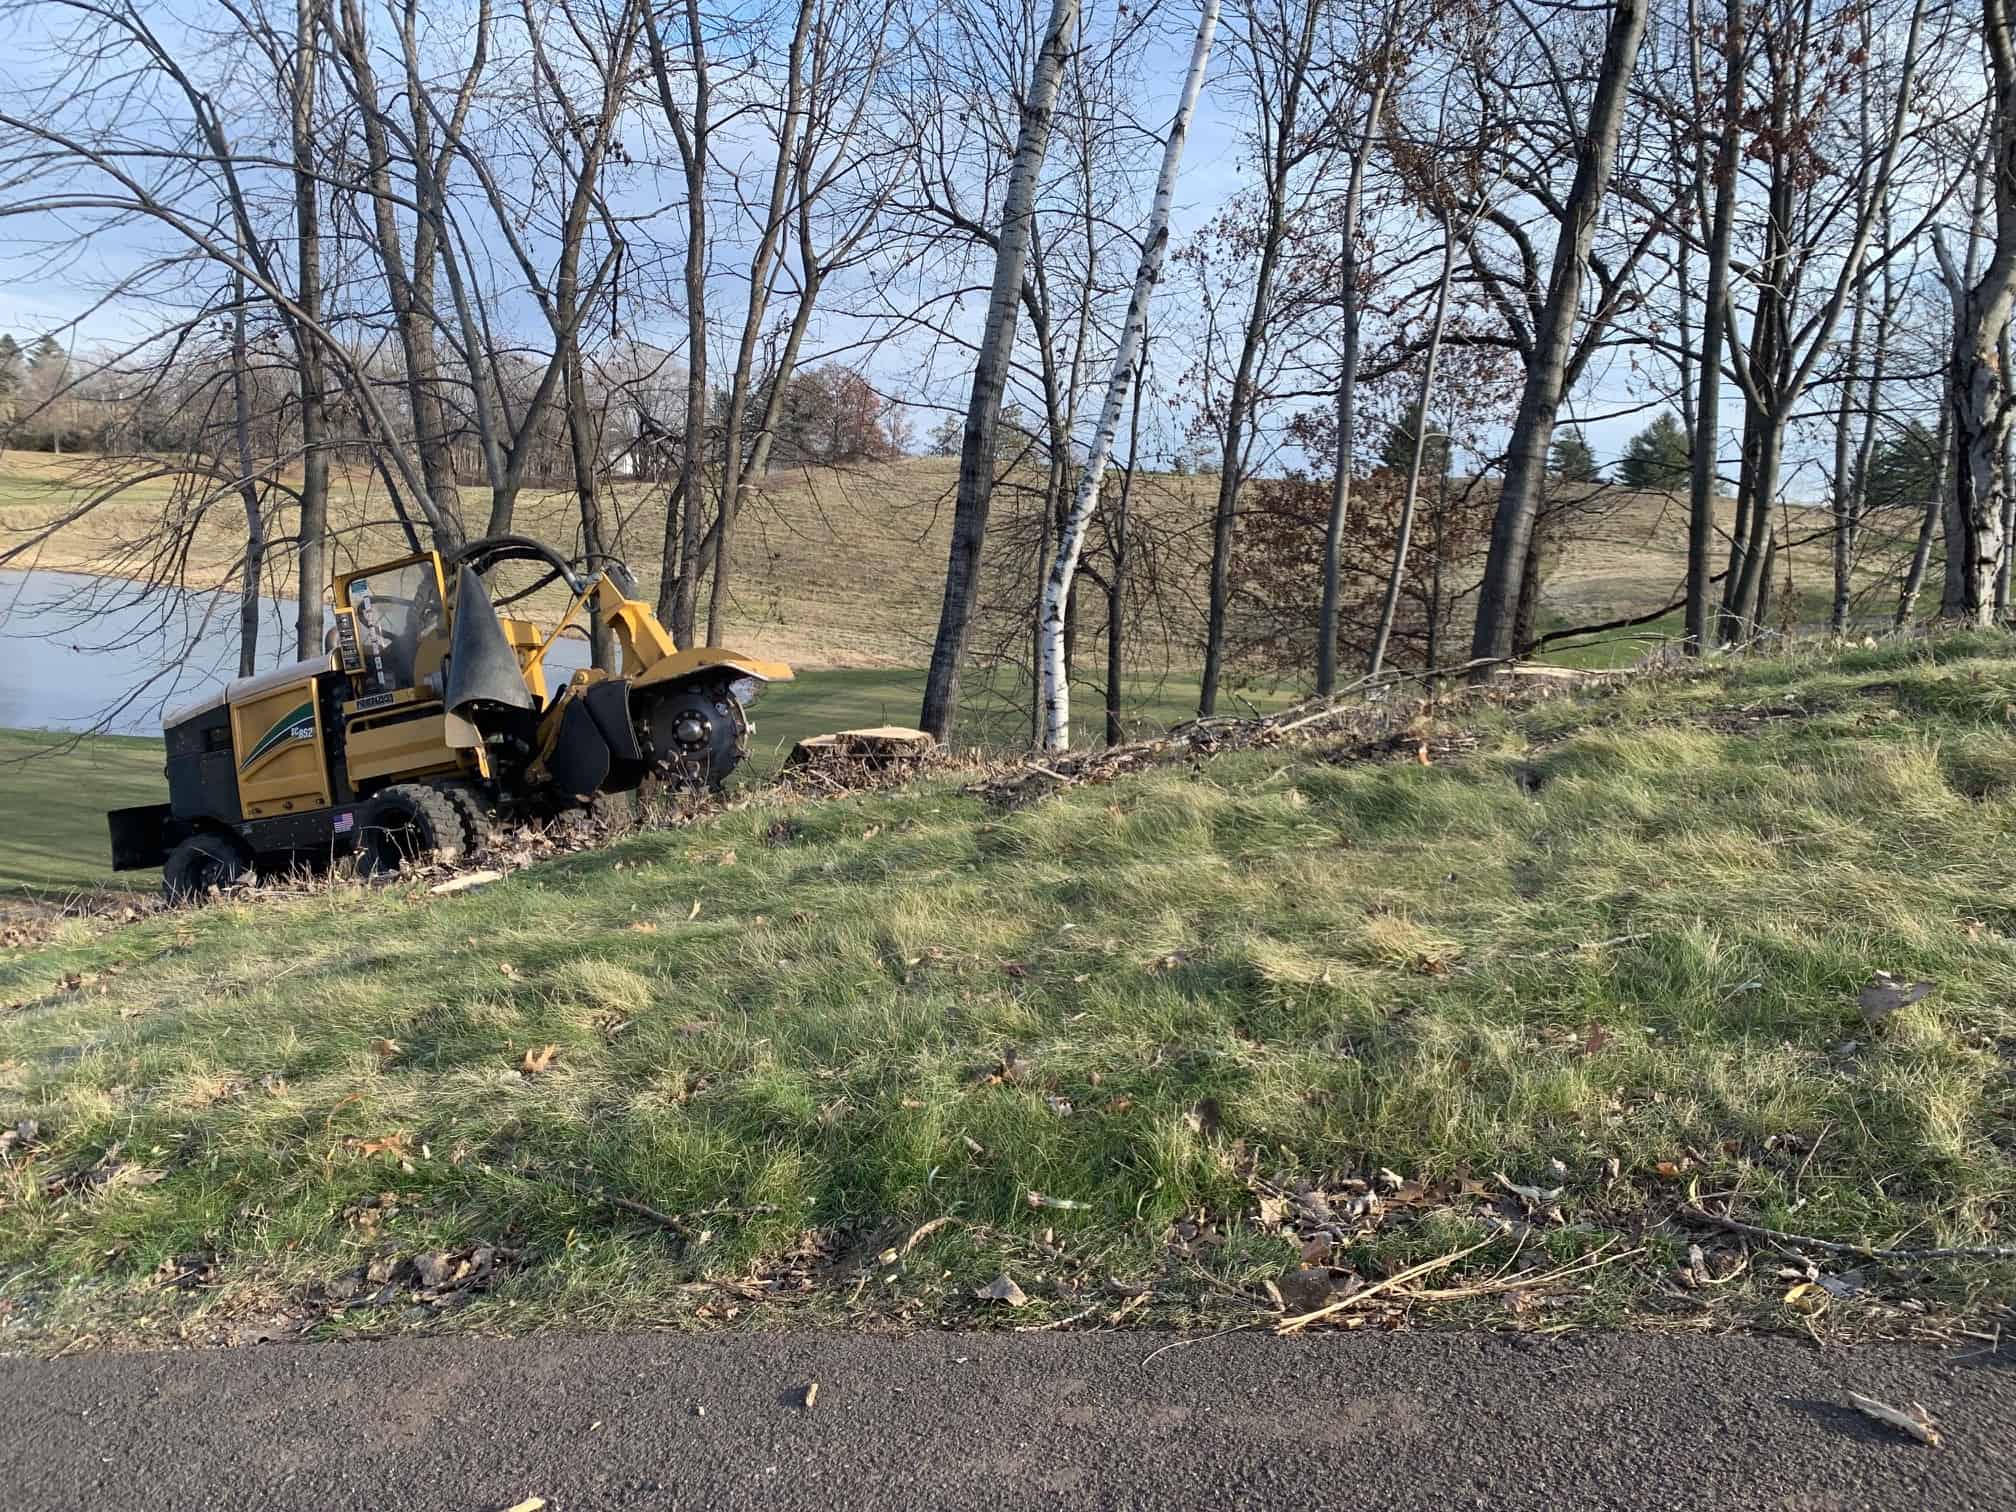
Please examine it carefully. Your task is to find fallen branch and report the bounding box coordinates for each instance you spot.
[1846,1391,1941,1446]
[1275,1235,1498,1334]
[1683,1204,2016,1262]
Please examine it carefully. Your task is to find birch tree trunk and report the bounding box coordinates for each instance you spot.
[918,0,1081,744]
[1036,0,1216,752]
[1366,210,1455,677]
[1470,0,1649,667]
[1947,0,2016,626]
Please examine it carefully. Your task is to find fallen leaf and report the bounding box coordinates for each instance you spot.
[975,1273,1028,1307]
[498,962,518,979]
[499,1499,548,1512]
[1783,1280,1829,1316]
[349,1133,409,1160]
[1653,1160,1688,1180]
[369,1037,402,1061]
[520,1044,560,1075]
[1846,1391,1941,1446]
[1416,743,1432,766]
[1858,972,1936,1026]
[801,1381,819,1408]
[687,899,702,921]
[628,921,659,934]
[1001,961,1029,979]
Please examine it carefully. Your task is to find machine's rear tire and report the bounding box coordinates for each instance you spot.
[162,832,250,904]
[357,783,470,874]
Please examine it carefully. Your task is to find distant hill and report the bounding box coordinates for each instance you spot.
[1,451,1908,673]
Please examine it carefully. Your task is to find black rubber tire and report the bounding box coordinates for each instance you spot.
[434,779,504,854]
[162,832,250,904]
[357,783,470,874]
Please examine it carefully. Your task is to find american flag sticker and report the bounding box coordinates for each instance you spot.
[333,812,355,834]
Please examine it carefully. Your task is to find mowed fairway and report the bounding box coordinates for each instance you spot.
[0,729,168,895]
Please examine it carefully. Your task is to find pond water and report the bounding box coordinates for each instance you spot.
[0,568,589,737]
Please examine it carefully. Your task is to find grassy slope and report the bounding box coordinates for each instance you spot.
[3,634,2014,1343]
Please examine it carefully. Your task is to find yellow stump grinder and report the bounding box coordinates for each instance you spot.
[107,536,793,899]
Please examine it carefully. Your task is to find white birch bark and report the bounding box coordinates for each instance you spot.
[1036,0,1219,752]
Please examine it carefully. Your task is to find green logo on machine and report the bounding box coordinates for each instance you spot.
[240,701,316,771]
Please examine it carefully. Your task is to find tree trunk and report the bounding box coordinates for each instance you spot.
[1896,405,1951,626]
[1948,0,2016,629]
[1687,0,1741,653]
[1367,210,1455,677]
[1470,0,1649,667]
[918,0,1081,744]
[706,0,813,648]
[1105,418,1137,747]
[293,0,329,658]
[231,267,264,679]
[1316,40,1394,695]
[1198,0,1323,716]
[1036,0,1214,750]
[1726,414,1783,636]
[1830,263,1867,634]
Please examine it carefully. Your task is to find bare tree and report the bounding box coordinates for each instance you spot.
[1468,0,1648,667]
[917,0,1081,744]
[1038,0,1218,751]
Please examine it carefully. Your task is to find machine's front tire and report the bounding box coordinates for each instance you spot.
[162,832,250,904]
[357,783,470,874]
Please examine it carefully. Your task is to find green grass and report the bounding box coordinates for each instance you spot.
[0,730,168,895]
[4,633,2016,1345]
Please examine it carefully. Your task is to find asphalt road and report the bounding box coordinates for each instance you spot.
[3,1328,2012,1510]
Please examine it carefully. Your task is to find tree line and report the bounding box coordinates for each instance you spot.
[0,0,2008,746]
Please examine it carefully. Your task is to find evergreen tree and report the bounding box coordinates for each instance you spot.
[1378,400,1450,479]
[28,334,64,370]
[1618,412,1690,489]
[0,334,20,399]
[1549,425,1600,482]
[1860,420,1942,513]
